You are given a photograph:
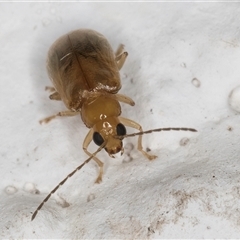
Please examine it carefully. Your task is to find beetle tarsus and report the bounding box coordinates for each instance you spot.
[45,86,55,92]
[49,92,61,100]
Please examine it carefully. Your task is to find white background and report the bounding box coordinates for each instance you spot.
[1,2,240,238]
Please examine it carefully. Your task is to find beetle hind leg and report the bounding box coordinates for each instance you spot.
[45,86,56,92]
[115,44,125,56]
[116,52,128,70]
[39,110,79,124]
[49,91,61,101]
[115,44,128,70]
[45,86,61,101]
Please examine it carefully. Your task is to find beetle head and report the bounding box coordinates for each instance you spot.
[93,117,126,157]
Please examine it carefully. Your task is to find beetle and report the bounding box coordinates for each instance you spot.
[31,29,197,220]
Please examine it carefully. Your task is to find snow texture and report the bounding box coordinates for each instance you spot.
[1,2,240,239]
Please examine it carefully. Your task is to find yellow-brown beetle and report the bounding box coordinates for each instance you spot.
[31,29,197,220]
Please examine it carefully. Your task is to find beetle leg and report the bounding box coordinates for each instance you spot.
[49,91,61,101]
[45,86,56,92]
[115,44,128,70]
[39,111,79,124]
[116,52,128,70]
[114,94,135,106]
[119,117,157,160]
[45,86,61,100]
[115,44,125,57]
[83,129,104,183]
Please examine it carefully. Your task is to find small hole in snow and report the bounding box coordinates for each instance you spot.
[87,193,96,202]
[124,143,134,154]
[123,154,133,163]
[123,143,134,163]
[179,137,190,146]
[24,182,40,194]
[56,195,70,208]
[146,147,151,152]
[191,78,201,88]
[228,86,240,112]
[5,186,18,195]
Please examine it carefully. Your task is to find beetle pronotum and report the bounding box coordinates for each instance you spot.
[31,29,197,221]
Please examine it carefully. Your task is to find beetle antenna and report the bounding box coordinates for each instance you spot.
[31,144,105,221]
[116,127,197,139]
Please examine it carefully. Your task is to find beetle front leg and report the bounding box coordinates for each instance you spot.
[83,129,104,183]
[119,117,157,160]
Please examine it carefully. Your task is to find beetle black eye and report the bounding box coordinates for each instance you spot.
[93,132,104,146]
[116,123,126,136]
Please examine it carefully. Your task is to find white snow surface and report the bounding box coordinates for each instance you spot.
[1,2,240,239]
